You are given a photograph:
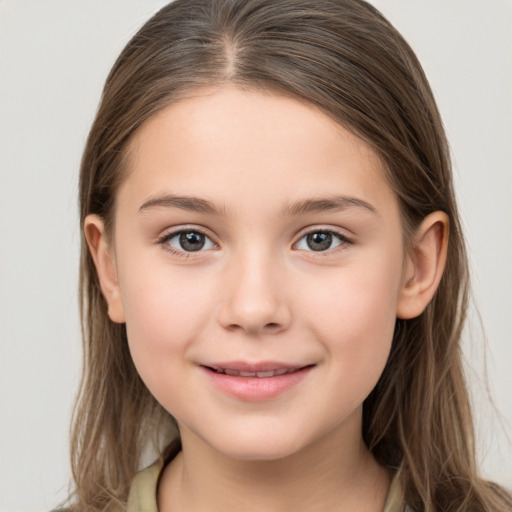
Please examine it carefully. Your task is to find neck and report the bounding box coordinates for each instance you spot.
[158,411,390,512]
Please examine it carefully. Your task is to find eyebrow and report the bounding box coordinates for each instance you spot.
[281,195,376,217]
[138,194,227,215]
[138,193,376,217]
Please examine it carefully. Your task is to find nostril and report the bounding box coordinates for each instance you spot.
[218,298,292,334]
[226,322,280,332]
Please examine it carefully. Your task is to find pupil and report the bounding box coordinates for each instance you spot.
[179,232,205,252]
[307,232,332,251]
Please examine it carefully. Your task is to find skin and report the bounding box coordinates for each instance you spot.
[86,86,448,512]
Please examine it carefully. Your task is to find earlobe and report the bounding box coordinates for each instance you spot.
[396,211,449,320]
[84,214,126,323]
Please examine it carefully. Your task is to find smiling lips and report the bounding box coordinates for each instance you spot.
[202,363,313,401]
[210,367,299,378]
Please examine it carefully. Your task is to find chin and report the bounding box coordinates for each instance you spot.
[184,420,309,462]
[215,436,305,462]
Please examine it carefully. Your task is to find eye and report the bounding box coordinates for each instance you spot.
[160,229,216,253]
[295,230,350,252]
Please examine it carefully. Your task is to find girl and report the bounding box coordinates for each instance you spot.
[67,0,512,511]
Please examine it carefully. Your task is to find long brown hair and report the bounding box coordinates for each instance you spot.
[71,1,512,510]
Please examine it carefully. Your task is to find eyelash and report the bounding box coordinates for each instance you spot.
[157,227,353,257]
[294,228,353,254]
[157,228,217,258]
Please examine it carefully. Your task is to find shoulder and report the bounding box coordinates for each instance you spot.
[383,472,408,512]
[382,471,418,512]
[126,460,163,512]
[126,440,181,512]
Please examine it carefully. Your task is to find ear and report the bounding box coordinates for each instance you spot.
[396,211,449,319]
[84,214,126,323]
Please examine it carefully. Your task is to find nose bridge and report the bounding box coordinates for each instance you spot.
[218,243,290,334]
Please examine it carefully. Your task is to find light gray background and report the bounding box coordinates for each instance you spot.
[0,1,511,511]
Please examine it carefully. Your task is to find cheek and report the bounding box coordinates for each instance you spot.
[304,256,400,333]
[118,260,214,392]
[301,260,401,394]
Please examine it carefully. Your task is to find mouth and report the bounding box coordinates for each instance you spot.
[202,361,314,376]
[200,363,315,401]
[204,366,306,378]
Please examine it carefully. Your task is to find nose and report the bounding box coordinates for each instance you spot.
[217,251,292,335]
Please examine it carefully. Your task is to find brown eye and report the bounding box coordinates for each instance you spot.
[179,231,205,251]
[306,232,333,251]
[162,230,216,253]
[296,230,349,252]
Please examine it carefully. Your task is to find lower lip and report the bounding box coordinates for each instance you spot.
[202,366,313,401]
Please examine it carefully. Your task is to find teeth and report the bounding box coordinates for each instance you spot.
[239,370,256,377]
[256,371,275,377]
[212,368,299,377]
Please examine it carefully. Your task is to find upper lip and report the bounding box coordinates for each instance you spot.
[201,361,313,375]
[203,361,306,371]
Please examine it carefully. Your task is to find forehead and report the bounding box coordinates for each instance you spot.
[120,86,395,216]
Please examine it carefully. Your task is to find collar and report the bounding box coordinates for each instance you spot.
[127,458,406,512]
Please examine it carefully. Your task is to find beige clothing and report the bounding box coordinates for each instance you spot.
[126,458,407,512]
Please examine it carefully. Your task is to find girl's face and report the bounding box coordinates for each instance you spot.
[98,87,412,460]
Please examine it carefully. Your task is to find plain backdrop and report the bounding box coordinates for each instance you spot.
[0,1,511,511]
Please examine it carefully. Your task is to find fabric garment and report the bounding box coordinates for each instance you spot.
[126,458,407,512]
